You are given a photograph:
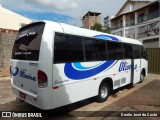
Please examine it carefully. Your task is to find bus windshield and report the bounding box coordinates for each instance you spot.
[12,22,45,61]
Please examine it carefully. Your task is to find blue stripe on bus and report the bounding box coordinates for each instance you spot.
[94,34,119,41]
[73,62,106,70]
[64,60,116,80]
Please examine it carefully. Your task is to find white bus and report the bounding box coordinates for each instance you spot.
[11,21,148,110]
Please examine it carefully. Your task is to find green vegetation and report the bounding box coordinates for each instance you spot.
[91,23,110,33]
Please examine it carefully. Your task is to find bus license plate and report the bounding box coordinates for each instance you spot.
[19,92,26,99]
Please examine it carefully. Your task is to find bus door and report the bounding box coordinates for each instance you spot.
[133,45,141,84]
[122,44,134,84]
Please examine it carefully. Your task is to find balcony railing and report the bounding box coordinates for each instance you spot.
[126,19,135,27]
[138,10,159,23]
[137,21,159,38]
[111,9,159,29]
[111,23,123,30]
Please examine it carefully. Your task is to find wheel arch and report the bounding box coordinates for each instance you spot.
[99,77,113,93]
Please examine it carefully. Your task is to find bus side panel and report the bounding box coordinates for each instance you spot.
[52,77,101,109]
[51,60,133,109]
[52,63,106,109]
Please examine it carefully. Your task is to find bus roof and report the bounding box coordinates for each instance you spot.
[40,20,142,45]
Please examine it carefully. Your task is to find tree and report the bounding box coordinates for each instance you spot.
[91,23,110,33]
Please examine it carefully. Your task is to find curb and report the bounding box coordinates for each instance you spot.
[0,76,11,81]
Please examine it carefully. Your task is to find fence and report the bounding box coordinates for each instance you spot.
[146,48,160,74]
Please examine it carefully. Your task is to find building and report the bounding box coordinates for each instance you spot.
[82,11,101,29]
[104,16,114,29]
[104,16,114,33]
[0,6,32,76]
[107,0,160,48]
[0,5,32,30]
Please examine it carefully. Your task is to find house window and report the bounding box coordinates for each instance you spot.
[138,13,145,23]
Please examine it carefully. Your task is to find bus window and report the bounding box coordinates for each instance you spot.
[68,36,84,62]
[54,34,69,63]
[96,40,107,61]
[140,46,147,60]
[107,41,116,60]
[84,38,97,61]
[12,22,45,61]
[115,42,123,59]
[133,45,141,59]
[123,43,133,59]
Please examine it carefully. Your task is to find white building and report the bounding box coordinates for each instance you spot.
[107,0,160,48]
[104,16,114,29]
[0,5,32,30]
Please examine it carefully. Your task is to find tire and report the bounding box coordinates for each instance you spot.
[97,83,110,103]
[139,72,144,83]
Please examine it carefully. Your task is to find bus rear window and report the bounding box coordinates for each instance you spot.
[12,22,45,61]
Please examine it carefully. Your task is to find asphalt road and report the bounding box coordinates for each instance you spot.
[0,74,159,120]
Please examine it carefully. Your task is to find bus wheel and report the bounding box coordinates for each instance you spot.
[139,72,144,83]
[97,83,110,103]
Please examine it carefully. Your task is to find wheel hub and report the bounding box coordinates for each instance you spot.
[101,86,108,99]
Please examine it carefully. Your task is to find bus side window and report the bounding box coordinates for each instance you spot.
[96,40,108,61]
[54,34,69,63]
[84,38,97,61]
[133,45,141,59]
[140,46,147,60]
[107,41,116,60]
[123,43,133,59]
[68,35,84,62]
[115,42,123,59]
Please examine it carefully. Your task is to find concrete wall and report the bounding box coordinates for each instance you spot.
[0,29,17,77]
[143,38,159,48]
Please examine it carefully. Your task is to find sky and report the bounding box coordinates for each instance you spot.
[0,0,127,27]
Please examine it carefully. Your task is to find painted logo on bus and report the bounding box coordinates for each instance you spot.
[64,34,120,80]
[12,67,36,81]
[119,61,137,72]
[12,67,19,76]
[19,71,36,81]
